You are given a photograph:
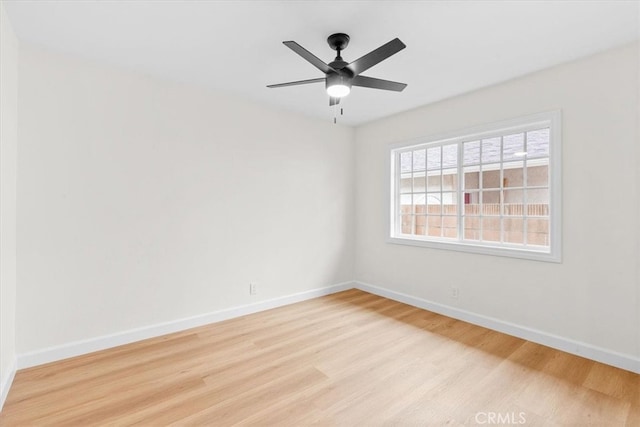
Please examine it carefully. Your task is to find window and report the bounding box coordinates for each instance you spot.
[389,111,561,262]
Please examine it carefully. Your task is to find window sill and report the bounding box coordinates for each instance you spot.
[387,235,561,263]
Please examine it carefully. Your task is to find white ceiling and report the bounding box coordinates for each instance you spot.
[4,0,639,126]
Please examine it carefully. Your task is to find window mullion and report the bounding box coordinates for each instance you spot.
[479,141,483,241]
[440,144,444,238]
[523,132,528,245]
[410,153,415,235]
[500,136,504,244]
[457,142,463,242]
[396,153,402,236]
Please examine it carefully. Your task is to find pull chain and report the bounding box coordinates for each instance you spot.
[332,101,344,124]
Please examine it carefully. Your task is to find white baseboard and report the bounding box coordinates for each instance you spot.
[0,358,17,412]
[17,282,353,370]
[355,281,640,374]
[14,280,640,376]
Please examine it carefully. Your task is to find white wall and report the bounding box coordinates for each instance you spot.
[355,43,639,360]
[0,0,19,405]
[16,45,354,354]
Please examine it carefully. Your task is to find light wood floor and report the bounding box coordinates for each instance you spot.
[1,289,638,426]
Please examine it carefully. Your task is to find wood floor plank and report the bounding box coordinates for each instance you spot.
[1,289,638,426]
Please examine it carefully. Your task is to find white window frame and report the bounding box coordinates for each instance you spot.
[387,111,562,262]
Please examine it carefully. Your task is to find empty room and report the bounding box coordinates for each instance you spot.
[1,0,639,425]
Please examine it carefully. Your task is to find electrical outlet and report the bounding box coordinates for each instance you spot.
[451,287,459,299]
[249,283,257,296]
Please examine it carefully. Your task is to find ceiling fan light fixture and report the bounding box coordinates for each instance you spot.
[327,84,351,97]
[326,73,352,98]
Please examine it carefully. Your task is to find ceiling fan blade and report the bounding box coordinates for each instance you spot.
[283,41,336,74]
[347,38,406,76]
[329,97,341,106]
[267,77,325,88]
[352,75,407,92]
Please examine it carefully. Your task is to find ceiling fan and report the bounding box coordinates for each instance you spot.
[267,33,407,106]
